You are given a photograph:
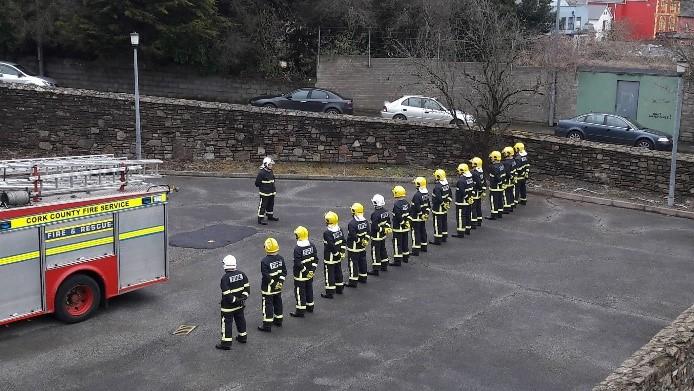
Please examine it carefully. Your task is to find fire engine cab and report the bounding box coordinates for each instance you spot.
[0,155,170,325]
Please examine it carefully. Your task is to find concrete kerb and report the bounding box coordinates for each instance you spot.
[162,170,694,220]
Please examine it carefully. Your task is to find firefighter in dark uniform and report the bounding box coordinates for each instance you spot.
[501,146,517,213]
[391,185,411,265]
[470,157,486,228]
[368,194,391,276]
[258,238,287,332]
[216,255,250,350]
[290,226,317,318]
[514,142,529,205]
[255,157,279,225]
[430,169,452,245]
[488,151,506,220]
[321,211,346,299]
[410,177,431,256]
[346,203,370,287]
[454,163,475,238]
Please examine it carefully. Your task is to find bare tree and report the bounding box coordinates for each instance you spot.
[397,0,541,133]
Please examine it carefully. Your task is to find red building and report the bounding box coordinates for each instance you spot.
[591,0,680,40]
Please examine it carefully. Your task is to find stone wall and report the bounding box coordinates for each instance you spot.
[594,304,694,390]
[12,56,308,104]
[1,83,692,196]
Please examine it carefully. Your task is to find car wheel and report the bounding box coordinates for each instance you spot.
[567,130,583,141]
[263,103,277,109]
[54,274,101,323]
[393,114,407,121]
[635,138,654,150]
[325,108,341,115]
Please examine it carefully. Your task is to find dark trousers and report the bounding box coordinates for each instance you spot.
[261,294,282,325]
[410,220,427,254]
[221,308,246,345]
[471,195,483,225]
[503,185,514,211]
[323,262,344,294]
[371,239,388,271]
[392,231,409,263]
[293,279,313,312]
[455,204,472,234]
[348,250,367,282]
[432,212,448,241]
[489,189,504,218]
[516,179,527,203]
[257,194,275,218]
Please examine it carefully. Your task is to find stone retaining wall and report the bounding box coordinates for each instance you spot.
[594,305,694,390]
[1,83,692,196]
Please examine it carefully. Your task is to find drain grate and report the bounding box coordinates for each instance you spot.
[169,224,257,249]
[173,324,197,336]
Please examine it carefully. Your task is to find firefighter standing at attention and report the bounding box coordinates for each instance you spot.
[290,226,318,318]
[368,194,391,276]
[514,142,529,205]
[430,169,452,245]
[454,164,475,238]
[501,147,518,213]
[258,238,287,332]
[346,203,370,287]
[391,185,411,265]
[488,151,506,220]
[321,211,346,299]
[470,157,486,228]
[255,157,279,225]
[410,177,431,256]
[216,255,250,350]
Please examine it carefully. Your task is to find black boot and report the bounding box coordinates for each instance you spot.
[391,260,402,266]
[290,310,305,318]
[380,263,388,271]
[453,233,464,238]
[257,323,272,332]
[346,281,358,288]
[465,229,471,236]
[235,335,247,344]
[336,286,344,294]
[367,269,379,276]
[521,200,527,205]
[403,255,409,263]
[421,245,428,253]
[321,292,334,299]
[486,216,496,220]
[273,318,283,327]
[358,276,367,283]
[258,217,267,225]
[306,305,314,313]
[411,250,420,256]
[442,236,447,242]
[268,215,279,221]
[215,342,231,350]
[429,240,441,246]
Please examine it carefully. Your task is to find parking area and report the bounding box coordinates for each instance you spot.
[1,176,693,391]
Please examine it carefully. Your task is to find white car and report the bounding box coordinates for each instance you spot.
[0,61,57,87]
[381,95,474,126]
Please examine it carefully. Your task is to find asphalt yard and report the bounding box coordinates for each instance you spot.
[2,176,693,391]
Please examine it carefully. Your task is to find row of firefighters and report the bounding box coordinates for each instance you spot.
[215,143,530,350]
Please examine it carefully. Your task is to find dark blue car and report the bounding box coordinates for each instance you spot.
[555,113,673,150]
[249,88,353,115]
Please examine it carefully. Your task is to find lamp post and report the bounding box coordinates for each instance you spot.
[130,32,142,160]
[667,61,687,207]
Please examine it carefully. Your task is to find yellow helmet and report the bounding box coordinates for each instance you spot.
[502,146,514,158]
[392,185,406,198]
[413,176,427,189]
[489,151,502,163]
[264,237,280,254]
[457,163,470,174]
[350,202,364,216]
[514,142,525,153]
[470,157,483,169]
[433,169,446,181]
[324,211,339,225]
[294,226,309,241]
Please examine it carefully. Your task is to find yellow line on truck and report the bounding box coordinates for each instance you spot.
[0,251,40,266]
[119,225,165,241]
[46,237,114,256]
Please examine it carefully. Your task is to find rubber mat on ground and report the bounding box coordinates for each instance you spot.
[169,224,257,249]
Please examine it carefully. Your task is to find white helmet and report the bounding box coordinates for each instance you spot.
[222,255,237,270]
[371,194,385,207]
[261,156,275,169]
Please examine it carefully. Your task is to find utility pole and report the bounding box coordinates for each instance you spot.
[130,32,142,160]
[667,71,684,207]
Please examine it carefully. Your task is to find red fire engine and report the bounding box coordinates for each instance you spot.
[0,155,170,325]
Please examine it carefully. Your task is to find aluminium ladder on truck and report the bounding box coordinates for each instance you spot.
[0,155,170,325]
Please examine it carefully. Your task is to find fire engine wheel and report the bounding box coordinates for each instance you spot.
[55,274,101,323]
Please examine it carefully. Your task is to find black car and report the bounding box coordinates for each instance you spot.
[555,113,673,150]
[249,88,353,115]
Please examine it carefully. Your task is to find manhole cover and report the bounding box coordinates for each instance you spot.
[173,324,197,336]
[169,224,257,249]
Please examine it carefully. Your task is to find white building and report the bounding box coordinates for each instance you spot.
[551,0,613,38]
[586,4,613,40]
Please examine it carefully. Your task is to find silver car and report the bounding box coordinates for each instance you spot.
[0,61,57,87]
[381,95,474,126]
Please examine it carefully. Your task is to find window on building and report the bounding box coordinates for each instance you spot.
[568,16,574,30]
[560,17,566,30]
[576,17,582,30]
[602,20,607,31]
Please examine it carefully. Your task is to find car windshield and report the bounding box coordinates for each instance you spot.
[13,64,34,76]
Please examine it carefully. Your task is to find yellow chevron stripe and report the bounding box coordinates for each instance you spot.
[46,237,114,256]
[0,251,40,266]
[119,225,165,241]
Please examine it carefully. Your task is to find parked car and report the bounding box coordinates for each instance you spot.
[249,88,353,114]
[0,61,57,87]
[555,113,673,150]
[381,95,474,126]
